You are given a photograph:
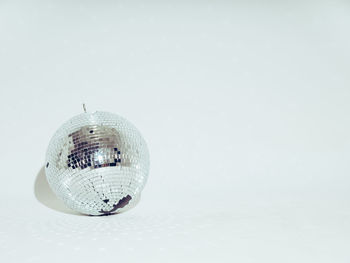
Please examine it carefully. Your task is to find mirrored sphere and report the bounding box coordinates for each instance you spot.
[45,111,150,215]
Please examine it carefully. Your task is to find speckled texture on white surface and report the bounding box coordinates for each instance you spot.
[0,0,350,262]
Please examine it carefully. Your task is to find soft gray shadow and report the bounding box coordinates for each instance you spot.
[34,166,82,216]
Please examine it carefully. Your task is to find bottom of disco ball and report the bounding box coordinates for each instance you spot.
[84,194,141,216]
[97,195,131,215]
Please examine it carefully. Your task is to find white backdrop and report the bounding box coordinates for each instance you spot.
[0,1,350,262]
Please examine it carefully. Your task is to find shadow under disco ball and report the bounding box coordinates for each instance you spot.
[45,110,150,216]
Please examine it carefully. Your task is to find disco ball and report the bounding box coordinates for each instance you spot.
[45,111,150,215]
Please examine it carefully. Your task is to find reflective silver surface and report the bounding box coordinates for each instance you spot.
[45,111,150,215]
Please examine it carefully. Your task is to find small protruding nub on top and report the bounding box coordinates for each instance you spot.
[83,103,87,113]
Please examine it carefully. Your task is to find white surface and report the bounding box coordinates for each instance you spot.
[0,1,350,262]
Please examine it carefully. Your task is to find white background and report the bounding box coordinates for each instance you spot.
[0,0,350,262]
